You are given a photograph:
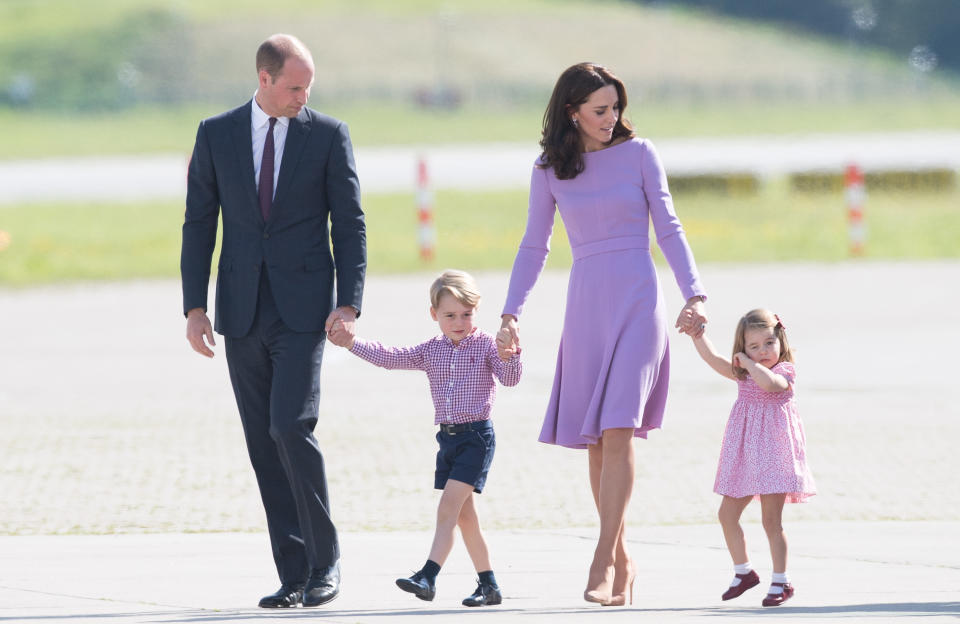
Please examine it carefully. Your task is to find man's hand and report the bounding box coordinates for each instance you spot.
[186,308,216,358]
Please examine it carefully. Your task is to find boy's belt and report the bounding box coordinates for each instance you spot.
[439,420,491,435]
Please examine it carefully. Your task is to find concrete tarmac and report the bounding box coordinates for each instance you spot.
[2,523,958,622]
[2,262,959,622]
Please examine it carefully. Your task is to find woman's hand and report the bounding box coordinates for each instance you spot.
[676,296,707,337]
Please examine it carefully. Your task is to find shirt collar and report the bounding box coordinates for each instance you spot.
[251,95,290,131]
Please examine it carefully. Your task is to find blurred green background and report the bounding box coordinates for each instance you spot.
[1,0,958,284]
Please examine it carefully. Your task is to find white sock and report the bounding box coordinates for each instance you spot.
[729,562,752,587]
[769,572,789,594]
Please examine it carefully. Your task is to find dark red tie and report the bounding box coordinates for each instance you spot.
[258,117,277,221]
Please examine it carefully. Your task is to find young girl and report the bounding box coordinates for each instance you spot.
[689,308,815,607]
[327,270,521,607]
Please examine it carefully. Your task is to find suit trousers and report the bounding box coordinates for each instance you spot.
[224,270,338,585]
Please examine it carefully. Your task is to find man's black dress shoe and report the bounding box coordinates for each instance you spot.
[396,571,436,601]
[302,563,341,607]
[258,584,304,608]
[462,580,502,607]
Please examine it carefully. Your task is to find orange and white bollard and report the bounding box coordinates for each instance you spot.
[845,163,866,256]
[417,156,435,262]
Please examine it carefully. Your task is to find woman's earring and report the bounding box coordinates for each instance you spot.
[571,117,579,128]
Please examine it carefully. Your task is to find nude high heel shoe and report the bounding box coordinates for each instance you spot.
[605,559,636,607]
[583,561,615,605]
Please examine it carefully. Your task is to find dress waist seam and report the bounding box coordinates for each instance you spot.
[571,235,649,261]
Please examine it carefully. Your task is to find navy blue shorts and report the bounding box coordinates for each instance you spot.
[434,420,496,494]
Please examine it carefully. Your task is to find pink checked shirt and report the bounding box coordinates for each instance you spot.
[349,329,522,425]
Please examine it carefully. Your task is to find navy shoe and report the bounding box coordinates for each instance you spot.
[302,563,340,607]
[462,580,502,607]
[396,571,436,601]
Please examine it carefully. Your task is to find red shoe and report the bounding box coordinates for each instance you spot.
[762,582,795,607]
[721,570,760,601]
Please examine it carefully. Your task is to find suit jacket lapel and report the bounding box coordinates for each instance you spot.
[230,102,261,222]
[271,109,311,219]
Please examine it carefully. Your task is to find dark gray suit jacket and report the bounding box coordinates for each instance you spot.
[181,101,366,336]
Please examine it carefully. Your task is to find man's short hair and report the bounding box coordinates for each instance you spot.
[256,34,311,80]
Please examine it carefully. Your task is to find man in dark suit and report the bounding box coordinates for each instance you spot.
[180,34,365,608]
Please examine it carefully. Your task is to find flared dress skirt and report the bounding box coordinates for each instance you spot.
[538,245,669,448]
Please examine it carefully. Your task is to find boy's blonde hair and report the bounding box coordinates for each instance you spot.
[731,308,794,379]
[430,270,481,309]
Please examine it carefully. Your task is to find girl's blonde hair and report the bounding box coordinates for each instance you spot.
[430,270,481,309]
[731,308,793,379]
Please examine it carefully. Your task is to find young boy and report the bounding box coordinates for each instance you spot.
[327,269,521,607]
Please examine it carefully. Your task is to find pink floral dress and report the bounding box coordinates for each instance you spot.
[714,362,816,502]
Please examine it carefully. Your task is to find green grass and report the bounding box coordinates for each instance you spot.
[0,200,188,283]
[632,97,960,137]
[0,0,576,38]
[1,184,957,286]
[0,105,543,160]
[675,184,959,262]
[4,0,960,159]
[5,97,960,160]
[365,190,568,275]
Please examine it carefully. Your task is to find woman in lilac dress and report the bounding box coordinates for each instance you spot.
[499,63,708,606]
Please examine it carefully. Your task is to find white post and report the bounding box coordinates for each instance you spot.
[845,163,866,256]
[417,156,435,262]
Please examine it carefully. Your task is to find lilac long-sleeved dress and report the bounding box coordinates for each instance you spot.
[503,138,706,448]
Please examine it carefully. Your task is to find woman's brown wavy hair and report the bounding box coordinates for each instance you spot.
[539,62,635,180]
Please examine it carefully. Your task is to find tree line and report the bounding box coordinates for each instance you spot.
[635,0,959,76]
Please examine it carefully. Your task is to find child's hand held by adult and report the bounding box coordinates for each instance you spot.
[499,315,520,351]
[677,296,707,337]
[327,317,355,349]
[495,328,516,361]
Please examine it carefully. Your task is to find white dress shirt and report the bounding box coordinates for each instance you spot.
[251,96,290,200]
